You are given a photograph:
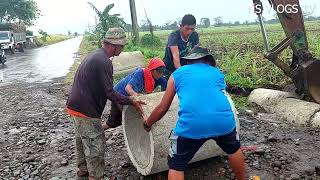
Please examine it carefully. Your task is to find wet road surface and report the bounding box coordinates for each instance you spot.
[0,37,82,83]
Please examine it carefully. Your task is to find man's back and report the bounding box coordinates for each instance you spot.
[172,63,236,139]
[67,48,113,118]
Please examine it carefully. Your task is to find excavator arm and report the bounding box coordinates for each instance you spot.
[253,0,320,103]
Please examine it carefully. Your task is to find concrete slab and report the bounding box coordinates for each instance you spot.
[248,88,298,112]
[274,98,320,125]
[112,51,145,75]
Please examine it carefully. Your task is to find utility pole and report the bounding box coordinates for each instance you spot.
[129,0,139,44]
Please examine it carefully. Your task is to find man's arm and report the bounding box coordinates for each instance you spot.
[125,84,139,96]
[144,76,175,131]
[125,69,144,96]
[170,46,181,69]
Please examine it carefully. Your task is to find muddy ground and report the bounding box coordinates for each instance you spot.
[0,79,320,180]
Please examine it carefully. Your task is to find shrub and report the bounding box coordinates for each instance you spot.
[140,34,162,48]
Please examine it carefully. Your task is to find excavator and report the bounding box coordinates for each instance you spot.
[252,0,320,103]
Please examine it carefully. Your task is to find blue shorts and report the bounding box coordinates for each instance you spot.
[167,128,240,171]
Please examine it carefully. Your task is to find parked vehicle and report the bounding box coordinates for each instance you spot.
[0,23,26,54]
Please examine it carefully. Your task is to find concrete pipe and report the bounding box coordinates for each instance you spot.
[122,92,240,175]
[274,98,320,125]
[112,51,145,76]
[248,88,298,112]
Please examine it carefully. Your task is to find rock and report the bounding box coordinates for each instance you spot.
[25,169,31,175]
[252,161,259,168]
[26,150,33,155]
[22,175,30,179]
[57,147,64,152]
[245,109,255,116]
[304,168,314,176]
[13,170,21,177]
[290,173,300,180]
[315,165,320,175]
[17,141,24,146]
[255,148,265,155]
[279,175,285,179]
[36,139,46,145]
[267,135,278,142]
[272,161,282,168]
[27,135,35,141]
[273,167,280,171]
[4,168,10,173]
[106,139,115,145]
[23,156,35,163]
[60,159,68,166]
[265,155,272,160]
[31,170,39,176]
[121,162,131,168]
[9,128,23,135]
[217,168,226,177]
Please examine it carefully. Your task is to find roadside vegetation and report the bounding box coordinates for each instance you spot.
[34,34,73,47]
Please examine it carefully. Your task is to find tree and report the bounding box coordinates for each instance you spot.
[74,32,78,36]
[88,2,125,42]
[68,30,71,36]
[142,7,154,37]
[213,16,223,27]
[26,30,33,36]
[200,18,210,28]
[0,0,40,26]
[129,0,139,44]
[124,23,132,33]
[234,21,240,26]
[38,29,49,42]
[302,5,315,18]
[140,20,150,32]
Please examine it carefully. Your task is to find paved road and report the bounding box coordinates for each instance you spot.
[0,36,83,83]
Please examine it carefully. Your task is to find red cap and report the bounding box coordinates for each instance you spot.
[147,57,165,70]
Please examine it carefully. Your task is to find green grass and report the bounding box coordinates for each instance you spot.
[35,35,72,46]
[230,95,249,111]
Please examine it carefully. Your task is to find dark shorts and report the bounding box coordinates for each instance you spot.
[105,102,122,128]
[167,128,240,171]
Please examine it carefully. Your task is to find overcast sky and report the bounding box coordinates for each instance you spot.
[30,0,320,34]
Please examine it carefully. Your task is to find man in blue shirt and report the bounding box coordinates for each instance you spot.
[143,47,245,180]
[163,14,199,78]
[103,57,167,130]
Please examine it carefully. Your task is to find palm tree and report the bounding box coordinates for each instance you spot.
[88,2,125,42]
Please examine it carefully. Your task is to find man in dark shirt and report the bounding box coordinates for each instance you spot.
[66,28,145,180]
[163,14,199,78]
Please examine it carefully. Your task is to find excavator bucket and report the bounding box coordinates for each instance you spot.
[253,0,320,104]
[304,60,320,103]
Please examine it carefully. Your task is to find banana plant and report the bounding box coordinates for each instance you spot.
[88,2,126,43]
